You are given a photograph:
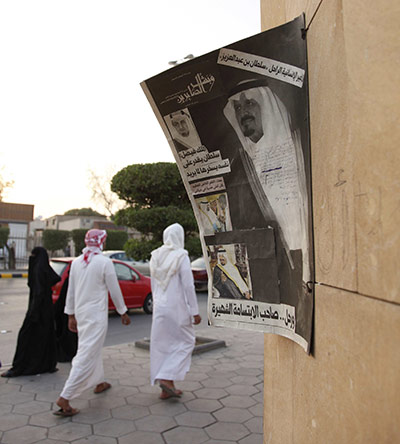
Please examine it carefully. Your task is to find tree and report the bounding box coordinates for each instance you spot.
[0,227,9,248]
[43,230,70,254]
[71,229,128,254]
[112,163,201,260]
[64,208,105,217]
[71,229,86,255]
[104,230,128,250]
[88,169,126,218]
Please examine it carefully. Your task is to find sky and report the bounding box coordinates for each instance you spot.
[0,0,260,219]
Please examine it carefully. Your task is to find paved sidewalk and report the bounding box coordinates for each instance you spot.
[0,326,264,444]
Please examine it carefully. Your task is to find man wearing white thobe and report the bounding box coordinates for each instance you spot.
[54,229,130,416]
[150,223,201,399]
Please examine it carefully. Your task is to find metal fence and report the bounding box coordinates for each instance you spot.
[0,234,35,270]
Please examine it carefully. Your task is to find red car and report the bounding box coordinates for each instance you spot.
[50,258,153,314]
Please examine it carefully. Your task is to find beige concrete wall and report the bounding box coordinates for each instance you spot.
[261,1,400,442]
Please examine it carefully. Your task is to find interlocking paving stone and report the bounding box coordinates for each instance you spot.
[185,398,223,413]
[118,430,165,444]
[163,425,209,444]
[135,414,176,432]
[105,385,138,397]
[136,384,162,394]
[73,436,117,444]
[185,371,209,382]
[175,411,216,428]
[213,363,241,371]
[126,392,159,406]
[119,375,149,386]
[201,378,232,389]
[89,395,126,409]
[251,392,263,403]
[112,404,150,420]
[2,424,47,444]
[176,380,202,391]
[20,382,54,393]
[13,400,51,415]
[235,367,263,377]
[34,439,68,444]
[238,433,263,444]
[220,395,257,408]
[202,440,237,444]
[225,384,259,396]
[244,417,263,433]
[239,361,263,369]
[0,326,264,444]
[34,389,63,402]
[93,418,136,437]
[193,388,229,400]
[48,422,92,441]
[205,370,238,379]
[205,422,250,441]
[213,407,253,423]
[0,413,28,431]
[0,384,19,395]
[230,375,260,385]
[0,391,34,404]
[0,403,12,415]
[29,411,70,427]
[248,403,263,417]
[150,400,187,416]
[71,407,111,424]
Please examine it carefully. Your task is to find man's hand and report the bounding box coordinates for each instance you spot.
[121,312,131,326]
[193,314,202,325]
[68,315,77,333]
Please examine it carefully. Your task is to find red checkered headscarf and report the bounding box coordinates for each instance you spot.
[82,229,107,265]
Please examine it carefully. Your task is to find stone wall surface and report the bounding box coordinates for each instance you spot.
[261,0,400,442]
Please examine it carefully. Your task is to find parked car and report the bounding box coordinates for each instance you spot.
[50,258,153,314]
[191,257,208,291]
[102,250,150,276]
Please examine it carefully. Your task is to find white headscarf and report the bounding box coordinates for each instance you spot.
[150,223,188,291]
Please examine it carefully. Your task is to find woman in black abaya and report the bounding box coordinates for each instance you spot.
[1,247,61,377]
[54,271,78,362]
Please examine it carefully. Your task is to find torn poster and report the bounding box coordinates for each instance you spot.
[141,14,314,353]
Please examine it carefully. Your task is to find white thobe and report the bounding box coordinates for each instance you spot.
[150,255,199,385]
[60,254,127,400]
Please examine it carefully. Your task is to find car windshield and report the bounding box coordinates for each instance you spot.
[191,257,205,268]
[50,260,69,277]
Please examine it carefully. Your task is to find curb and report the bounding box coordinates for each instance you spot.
[135,336,227,354]
[0,272,28,278]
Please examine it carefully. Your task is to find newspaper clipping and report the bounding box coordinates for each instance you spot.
[142,15,314,353]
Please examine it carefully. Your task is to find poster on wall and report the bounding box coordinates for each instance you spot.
[142,14,314,353]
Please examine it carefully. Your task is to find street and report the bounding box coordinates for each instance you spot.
[0,278,209,368]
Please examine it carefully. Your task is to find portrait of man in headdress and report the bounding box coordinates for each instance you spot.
[164,108,202,152]
[211,247,252,300]
[223,79,310,286]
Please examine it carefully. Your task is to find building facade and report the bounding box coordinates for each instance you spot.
[260,1,400,443]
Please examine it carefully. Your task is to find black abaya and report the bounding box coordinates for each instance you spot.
[3,247,61,377]
[54,274,78,362]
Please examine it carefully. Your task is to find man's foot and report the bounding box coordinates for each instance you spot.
[159,381,182,398]
[94,382,112,394]
[54,397,79,416]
